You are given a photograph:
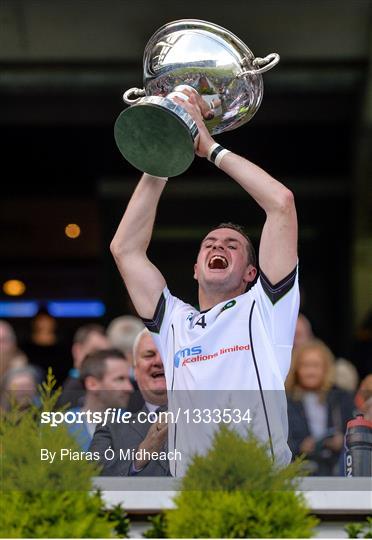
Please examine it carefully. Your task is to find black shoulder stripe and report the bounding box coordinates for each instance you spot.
[259,266,297,304]
[141,292,166,334]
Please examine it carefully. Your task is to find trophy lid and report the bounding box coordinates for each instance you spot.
[143,19,255,81]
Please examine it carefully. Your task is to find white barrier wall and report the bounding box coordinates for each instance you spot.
[94,477,371,513]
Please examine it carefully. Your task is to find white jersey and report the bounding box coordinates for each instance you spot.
[143,266,299,476]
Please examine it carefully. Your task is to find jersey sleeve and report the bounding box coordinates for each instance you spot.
[250,264,300,380]
[140,287,186,369]
[251,264,300,348]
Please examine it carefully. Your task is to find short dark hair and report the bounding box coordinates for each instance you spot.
[80,348,126,384]
[210,222,257,268]
[73,324,106,345]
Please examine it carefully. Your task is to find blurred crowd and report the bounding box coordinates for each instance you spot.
[286,313,372,475]
[0,309,371,477]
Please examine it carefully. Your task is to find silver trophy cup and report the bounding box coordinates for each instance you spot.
[114,19,279,177]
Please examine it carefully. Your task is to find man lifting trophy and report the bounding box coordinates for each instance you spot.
[110,19,299,476]
[114,19,280,177]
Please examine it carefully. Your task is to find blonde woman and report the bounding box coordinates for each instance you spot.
[286,339,354,476]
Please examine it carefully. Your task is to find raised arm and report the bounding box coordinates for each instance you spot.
[218,153,297,284]
[110,174,167,319]
[173,91,297,285]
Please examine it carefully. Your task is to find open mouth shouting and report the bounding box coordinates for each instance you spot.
[208,255,229,270]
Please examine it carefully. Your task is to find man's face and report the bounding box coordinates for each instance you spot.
[74,332,110,369]
[194,228,256,295]
[134,334,167,405]
[92,358,133,409]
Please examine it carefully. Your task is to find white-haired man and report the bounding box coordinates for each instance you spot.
[90,329,169,476]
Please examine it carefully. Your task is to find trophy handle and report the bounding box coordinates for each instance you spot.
[238,53,280,76]
[123,87,146,105]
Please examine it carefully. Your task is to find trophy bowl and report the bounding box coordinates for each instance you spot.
[114,19,279,177]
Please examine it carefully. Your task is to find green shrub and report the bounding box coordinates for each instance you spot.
[345,517,372,538]
[163,426,318,538]
[102,504,130,538]
[0,490,120,538]
[0,370,127,538]
[143,513,168,538]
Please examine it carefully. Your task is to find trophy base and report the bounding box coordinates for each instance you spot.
[114,97,198,177]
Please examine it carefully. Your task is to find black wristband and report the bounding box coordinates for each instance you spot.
[209,145,224,163]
